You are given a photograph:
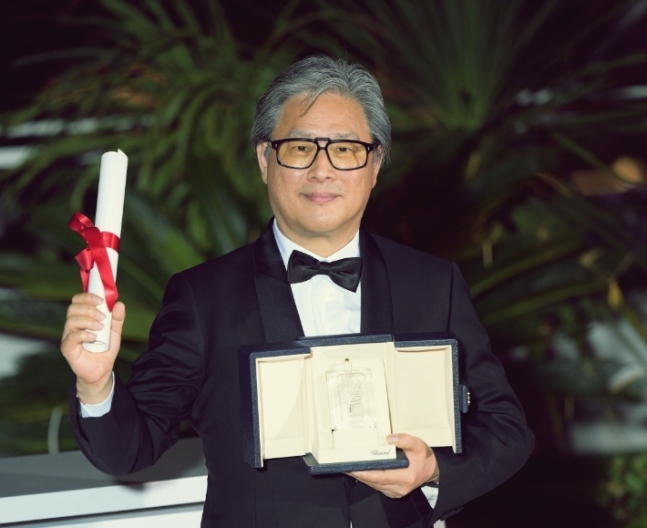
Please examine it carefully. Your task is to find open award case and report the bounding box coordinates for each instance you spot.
[238,332,469,475]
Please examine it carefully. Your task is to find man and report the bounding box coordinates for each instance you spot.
[62,55,534,528]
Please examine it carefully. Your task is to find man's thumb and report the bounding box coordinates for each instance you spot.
[387,433,415,450]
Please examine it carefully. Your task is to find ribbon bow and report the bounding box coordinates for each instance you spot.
[68,212,120,311]
[287,250,362,292]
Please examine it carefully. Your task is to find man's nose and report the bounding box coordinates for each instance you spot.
[308,147,336,179]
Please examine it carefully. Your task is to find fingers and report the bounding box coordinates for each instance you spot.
[106,302,125,356]
[61,295,125,360]
[351,466,418,490]
[61,329,99,356]
[65,294,105,330]
[71,292,103,306]
[110,302,126,333]
[63,295,124,337]
[350,470,410,499]
[112,301,126,321]
[62,298,105,353]
[65,306,105,334]
[387,433,423,452]
[348,434,439,499]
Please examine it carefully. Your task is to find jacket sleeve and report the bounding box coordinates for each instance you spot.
[430,263,535,523]
[69,273,205,476]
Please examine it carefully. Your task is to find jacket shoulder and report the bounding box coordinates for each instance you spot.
[175,243,255,287]
[369,233,460,333]
[370,233,454,278]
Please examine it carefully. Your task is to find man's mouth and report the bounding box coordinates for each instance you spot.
[303,192,340,204]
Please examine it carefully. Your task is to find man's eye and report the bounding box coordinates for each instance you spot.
[332,144,355,155]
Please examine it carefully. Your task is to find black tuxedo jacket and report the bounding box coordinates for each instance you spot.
[70,225,534,528]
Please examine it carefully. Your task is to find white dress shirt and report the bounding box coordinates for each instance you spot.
[272,221,361,337]
[80,220,439,510]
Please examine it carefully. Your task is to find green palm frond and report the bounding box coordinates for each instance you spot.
[298,1,647,465]
[1,0,292,257]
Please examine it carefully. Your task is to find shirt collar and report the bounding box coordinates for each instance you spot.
[272,218,361,269]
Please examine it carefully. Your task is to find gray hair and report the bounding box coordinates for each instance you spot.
[251,55,391,162]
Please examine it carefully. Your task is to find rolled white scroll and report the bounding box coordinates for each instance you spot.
[84,150,128,353]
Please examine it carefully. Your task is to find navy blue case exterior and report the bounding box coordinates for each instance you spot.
[238,332,462,474]
[303,449,410,475]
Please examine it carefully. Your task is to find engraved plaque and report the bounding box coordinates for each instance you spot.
[327,367,377,431]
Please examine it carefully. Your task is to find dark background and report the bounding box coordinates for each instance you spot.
[1,1,647,527]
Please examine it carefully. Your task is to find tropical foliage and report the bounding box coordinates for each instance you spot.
[302,0,647,447]
[0,0,293,454]
[600,452,647,527]
[1,0,647,521]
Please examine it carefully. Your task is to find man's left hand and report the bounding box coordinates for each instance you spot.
[348,433,439,499]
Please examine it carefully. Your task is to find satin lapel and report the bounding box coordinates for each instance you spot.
[359,230,395,334]
[253,223,304,343]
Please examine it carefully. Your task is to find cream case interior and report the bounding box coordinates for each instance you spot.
[254,339,458,467]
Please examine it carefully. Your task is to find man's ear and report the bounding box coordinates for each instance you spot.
[256,143,269,184]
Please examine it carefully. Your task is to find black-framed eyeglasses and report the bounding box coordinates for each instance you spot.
[269,137,377,170]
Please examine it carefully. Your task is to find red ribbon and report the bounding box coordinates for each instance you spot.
[68,212,120,312]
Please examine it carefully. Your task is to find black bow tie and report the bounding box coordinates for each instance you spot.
[287,250,362,292]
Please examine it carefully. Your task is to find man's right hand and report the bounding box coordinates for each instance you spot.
[61,293,125,405]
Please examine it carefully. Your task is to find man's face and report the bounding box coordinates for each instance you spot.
[256,92,381,254]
